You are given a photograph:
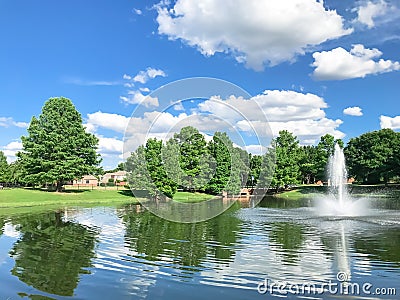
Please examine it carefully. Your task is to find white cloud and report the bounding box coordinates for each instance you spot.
[245,145,268,155]
[140,87,150,92]
[97,136,124,155]
[355,0,388,28]
[4,141,22,150]
[0,117,28,128]
[133,8,143,15]
[343,106,363,116]
[95,89,344,156]
[133,67,166,84]
[380,115,400,129]
[312,44,400,80]
[86,111,130,133]
[196,90,344,144]
[120,91,159,107]
[1,141,23,163]
[173,102,185,111]
[64,77,120,86]
[156,0,352,69]
[121,68,165,107]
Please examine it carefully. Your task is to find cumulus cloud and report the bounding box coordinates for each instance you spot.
[91,89,344,157]
[312,44,400,80]
[173,102,185,111]
[120,91,159,107]
[86,111,130,133]
[133,67,166,84]
[156,0,352,69]
[380,115,400,129]
[198,90,344,144]
[97,136,124,155]
[354,0,388,28]
[343,106,363,116]
[121,68,165,107]
[0,117,28,128]
[1,141,23,163]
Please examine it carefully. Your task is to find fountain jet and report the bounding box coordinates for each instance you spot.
[316,143,368,216]
[328,143,348,209]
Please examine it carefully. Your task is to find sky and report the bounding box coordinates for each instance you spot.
[1,0,399,169]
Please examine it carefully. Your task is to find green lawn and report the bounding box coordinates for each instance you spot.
[0,188,216,209]
[0,188,138,208]
[173,191,215,203]
[275,185,326,200]
[276,184,400,199]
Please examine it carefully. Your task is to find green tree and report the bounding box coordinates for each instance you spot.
[174,126,210,191]
[18,97,100,191]
[247,154,262,187]
[0,151,10,183]
[345,129,400,184]
[257,144,276,190]
[299,145,320,184]
[206,132,234,194]
[126,145,156,195]
[8,160,26,185]
[271,130,301,190]
[144,138,177,198]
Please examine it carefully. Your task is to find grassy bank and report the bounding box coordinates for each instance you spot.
[275,185,325,200]
[172,191,215,203]
[0,188,216,209]
[276,184,400,199]
[0,188,138,208]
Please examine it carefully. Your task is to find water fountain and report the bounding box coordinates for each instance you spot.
[316,143,368,216]
[328,143,349,210]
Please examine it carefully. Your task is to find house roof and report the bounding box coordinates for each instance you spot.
[103,170,127,177]
[81,175,98,180]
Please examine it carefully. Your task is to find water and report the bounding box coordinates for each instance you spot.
[0,198,399,300]
[316,144,369,217]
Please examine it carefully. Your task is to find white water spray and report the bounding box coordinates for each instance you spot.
[316,143,369,216]
[328,144,348,208]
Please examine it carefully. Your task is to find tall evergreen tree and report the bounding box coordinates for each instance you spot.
[18,97,100,191]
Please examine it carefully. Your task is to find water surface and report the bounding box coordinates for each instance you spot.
[0,197,399,299]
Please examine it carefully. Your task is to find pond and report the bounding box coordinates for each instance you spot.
[0,196,399,299]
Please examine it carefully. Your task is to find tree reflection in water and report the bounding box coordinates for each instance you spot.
[9,211,99,296]
[120,202,242,272]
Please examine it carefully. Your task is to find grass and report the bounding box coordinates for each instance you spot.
[172,191,215,203]
[0,188,138,208]
[276,184,400,200]
[275,185,326,200]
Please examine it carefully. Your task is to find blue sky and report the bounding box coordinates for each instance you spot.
[1,0,399,169]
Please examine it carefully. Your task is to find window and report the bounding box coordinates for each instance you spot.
[86,180,90,184]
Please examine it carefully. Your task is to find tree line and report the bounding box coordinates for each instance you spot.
[0,97,399,194]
